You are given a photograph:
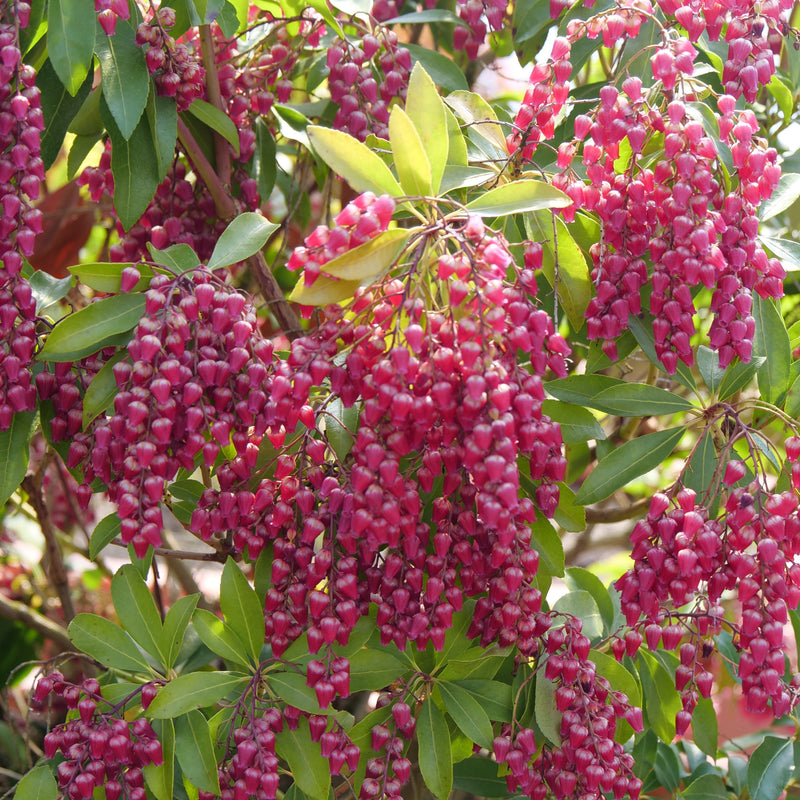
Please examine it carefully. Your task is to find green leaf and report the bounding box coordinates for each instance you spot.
[438,681,494,749]
[193,608,251,666]
[147,671,248,717]
[762,235,800,273]
[48,0,95,94]
[252,119,277,200]
[275,718,331,800]
[717,356,764,400]
[268,671,323,714]
[453,758,507,798]
[186,99,240,157]
[144,718,174,800]
[175,710,221,794]
[68,132,102,179]
[102,99,161,230]
[445,91,506,156]
[682,774,728,800]
[529,516,564,577]
[163,595,199,670]
[272,103,310,147]
[325,397,359,462]
[440,166,496,193]
[89,513,121,559]
[220,558,265,664]
[405,43,468,92]
[748,736,795,800]
[683,431,717,497]
[318,229,411,283]
[29,271,73,314]
[553,591,603,639]
[13,765,58,800]
[111,565,167,665]
[0,411,36,508]
[452,680,512,722]
[588,650,641,742]
[83,351,127,427]
[574,427,684,505]
[628,315,697,390]
[753,294,791,405]
[785,371,800,419]
[39,294,145,361]
[525,211,592,331]
[288,275,363,307]
[691,697,718,758]
[545,374,628,412]
[417,698,453,800]
[207,213,279,270]
[147,243,200,273]
[565,568,614,631]
[553,482,585,533]
[347,648,407,692]
[541,400,605,444]
[697,346,725,394]
[308,126,403,197]
[95,22,150,139]
[386,8,465,23]
[38,58,93,169]
[147,92,179,183]
[534,673,561,744]
[68,613,152,672]
[639,650,681,743]
[464,180,570,217]
[405,63,448,194]
[444,107,468,167]
[389,106,431,196]
[69,262,154,294]
[591,383,694,416]
[760,173,800,221]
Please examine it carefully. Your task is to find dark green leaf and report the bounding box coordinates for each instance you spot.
[691,697,718,758]
[565,568,614,631]
[417,698,453,800]
[147,243,199,273]
[639,650,681,743]
[554,482,586,532]
[39,294,145,362]
[268,672,323,714]
[404,43,468,92]
[0,411,36,508]
[682,774,728,800]
[465,180,570,217]
[753,295,791,405]
[588,650,640,742]
[143,718,174,800]
[347,648,407,692]
[683,431,717,497]
[762,235,800,273]
[452,680,512,722]
[89,513,121,559]
[529,516,564,577]
[591,383,694,416]
[168,479,205,503]
[102,97,160,230]
[652,742,682,793]
[193,609,250,666]
[186,99,240,157]
[207,213,279,270]
[252,119,277,201]
[452,758,507,798]
[545,375,628,412]
[748,736,794,800]
[38,58,93,169]
[574,427,685,505]
[111,565,167,665]
[95,22,150,139]
[439,646,511,682]
[273,103,310,147]
[541,400,605,444]
[697,346,725,394]
[627,315,697,390]
[438,681,494,749]
[68,613,152,672]
[220,558,265,664]
[275,718,331,800]
[83,351,127,427]
[163,595,199,670]
[147,92,179,183]
[717,356,764,400]
[48,0,95,94]
[216,1,240,36]
[69,262,154,293]
[68,132,102,179]
[324,398,359,462]
[175,710,221,794]
[12,765,58,800]
[147,671,248,717]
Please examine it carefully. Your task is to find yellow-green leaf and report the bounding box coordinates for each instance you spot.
[389,106,432,196]
[320,229,411,282]
[465,180,571,217]
[406,64,448,193]
[417,698,453,800]
[289,275,362,306]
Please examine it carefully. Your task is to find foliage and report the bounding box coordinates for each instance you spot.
[2,0,800,800]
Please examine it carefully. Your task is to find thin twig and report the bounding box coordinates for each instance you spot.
[584,495,651,523]
[0,593,73,650]
[110,538,228,562]
[198,24,232,186]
